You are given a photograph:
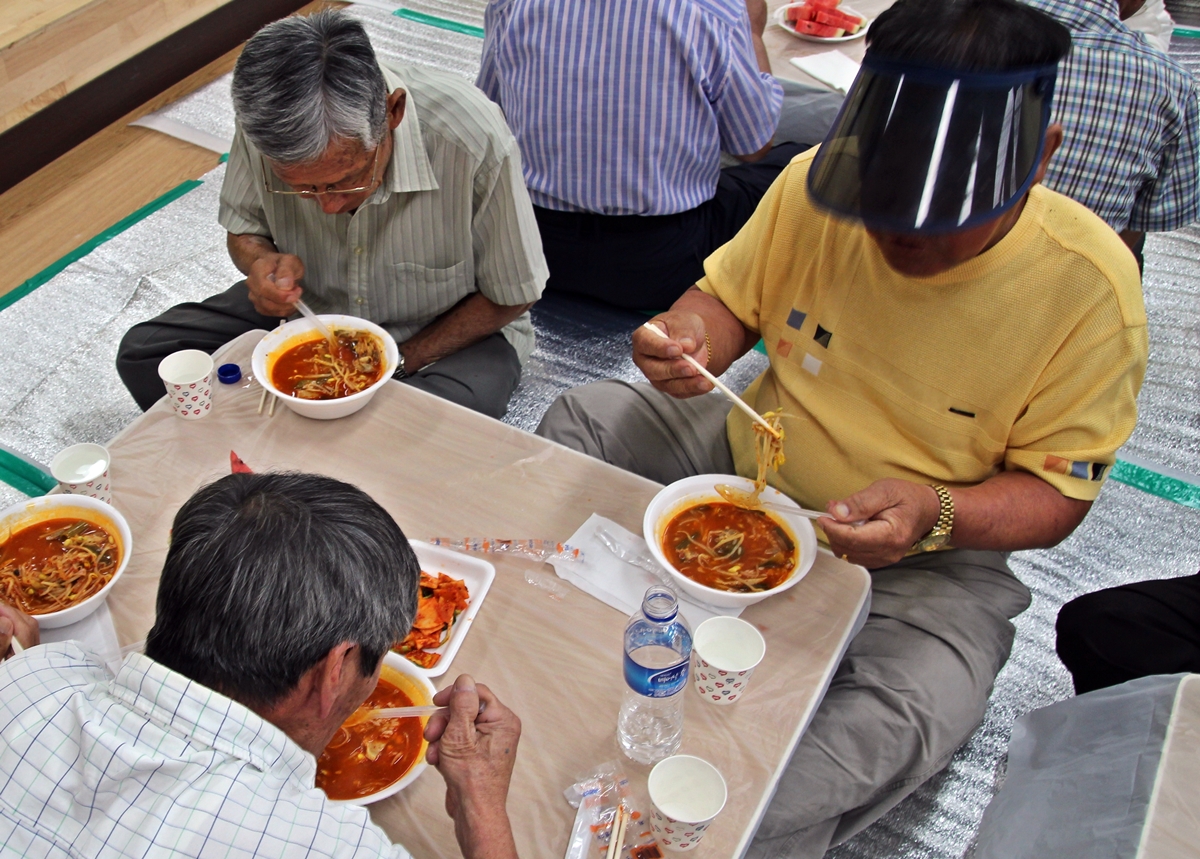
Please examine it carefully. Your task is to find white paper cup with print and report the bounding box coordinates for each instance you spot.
[49,443,112,504]
[692,616,766,705]
[158,350,214,419]
[647,755,728,851]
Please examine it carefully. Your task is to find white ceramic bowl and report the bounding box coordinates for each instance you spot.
[643,474,818,609]
[327,651,437,806]
[251,315,399,420]
[0,495,133,629]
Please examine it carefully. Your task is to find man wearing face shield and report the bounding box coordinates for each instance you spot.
[537,0,1148,854]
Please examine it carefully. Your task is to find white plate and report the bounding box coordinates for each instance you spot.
[774,3,870,42]
[393,541,496,678]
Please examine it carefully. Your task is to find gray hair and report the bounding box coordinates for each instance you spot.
[231,10,389,164]
[145,472,419,707]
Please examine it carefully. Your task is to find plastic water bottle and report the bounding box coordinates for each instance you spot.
[617,585,693,764]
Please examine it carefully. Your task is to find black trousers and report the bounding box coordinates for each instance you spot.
[116,282,522,419]
[533,143,806,311]
[1055,572,1200,694]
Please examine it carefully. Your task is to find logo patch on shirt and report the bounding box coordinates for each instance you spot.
[786,309,807,330]
[1044,455,1107,481]
[776,338,794,358]
[813,325,832,348]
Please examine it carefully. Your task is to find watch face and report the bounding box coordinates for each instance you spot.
[915,530,951,552]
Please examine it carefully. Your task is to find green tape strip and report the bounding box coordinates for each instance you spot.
[0,449,55,497]
[393,7,485,38]
[1172,25,1200,37]
[0,179,204,315]
[1111,459,1200,508]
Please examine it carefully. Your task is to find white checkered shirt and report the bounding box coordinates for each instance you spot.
[1028,0,1200,232]
[0,642,413,859]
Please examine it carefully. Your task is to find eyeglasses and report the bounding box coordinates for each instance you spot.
[264,144,383,197]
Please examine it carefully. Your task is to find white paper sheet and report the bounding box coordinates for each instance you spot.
[550,513,742,627]
[790,51,862,94]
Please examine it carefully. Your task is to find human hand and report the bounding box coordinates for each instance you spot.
[425,675,521,859]
[246,253,305,316]
[820,479,942,569]
[633,315,715,398]
[0,603,39,659]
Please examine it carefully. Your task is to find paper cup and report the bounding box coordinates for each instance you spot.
[647,755,727,851]
[692,616,766,705]
[49,443,112,504]
[158,350,214,419]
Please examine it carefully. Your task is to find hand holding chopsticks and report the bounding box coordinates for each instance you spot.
[641,322,781,438]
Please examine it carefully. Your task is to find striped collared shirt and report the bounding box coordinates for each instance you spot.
[1028,0,1200,232]
[477,0,783,216]
[0,642,410,859]
[219,62,548,363]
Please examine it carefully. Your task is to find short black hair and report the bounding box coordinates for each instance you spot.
[145,472,419,707]
[867,0,1071,71]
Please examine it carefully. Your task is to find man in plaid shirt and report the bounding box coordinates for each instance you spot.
[1027,0,1200,268]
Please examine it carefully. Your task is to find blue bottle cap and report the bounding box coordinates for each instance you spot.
[217,363,242,384]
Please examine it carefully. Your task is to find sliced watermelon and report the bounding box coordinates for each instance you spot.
[814,8,864,30]
[807,0,843,9]
[787,4,819,21]
[794,19,846,36]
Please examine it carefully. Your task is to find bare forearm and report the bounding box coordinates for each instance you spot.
[455,804,519,859]
[402,293,533,372]
[949,470,1092,551]
[227,233,279,276]
[672,286,758,374]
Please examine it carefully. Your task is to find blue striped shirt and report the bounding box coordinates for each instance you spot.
[477,0,783,216]
[1027,0,1200,232]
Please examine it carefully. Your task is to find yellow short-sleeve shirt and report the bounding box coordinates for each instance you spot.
[698,148,1147,510]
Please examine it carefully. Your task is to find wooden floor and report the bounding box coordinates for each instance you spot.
[0,0,339,302]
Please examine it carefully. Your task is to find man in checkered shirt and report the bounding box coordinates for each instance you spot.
[1026,0,1200,269]
[0,473,522,859]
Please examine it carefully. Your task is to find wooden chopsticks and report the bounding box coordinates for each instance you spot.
[641,322,781,438]
[606,805,630,859]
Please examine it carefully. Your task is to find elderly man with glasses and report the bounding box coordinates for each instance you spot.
[116,10,548,419]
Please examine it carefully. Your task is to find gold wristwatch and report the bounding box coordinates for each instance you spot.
[912,484,954,552]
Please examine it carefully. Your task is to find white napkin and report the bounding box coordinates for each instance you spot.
[550,514,742,627]
[40,601,123,674]
[789,51,862,93]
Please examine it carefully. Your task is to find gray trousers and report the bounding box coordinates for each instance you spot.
[537,381,1032,858]
[116,282,523,419]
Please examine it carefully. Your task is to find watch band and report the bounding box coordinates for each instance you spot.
[930,484,954,534]
[911,484,954,552]
[394,352,408,380]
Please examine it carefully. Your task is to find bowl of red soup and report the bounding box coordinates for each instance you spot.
[0,494,132,628]
[316,652,437,805]
[643,475,818,609]
[251,314,399,420]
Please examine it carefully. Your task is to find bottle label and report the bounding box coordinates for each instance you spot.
[624,653,689,698]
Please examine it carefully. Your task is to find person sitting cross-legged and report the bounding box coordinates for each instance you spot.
[117,10,547,419]
[536,0,1148,853]
[0,472,523,859]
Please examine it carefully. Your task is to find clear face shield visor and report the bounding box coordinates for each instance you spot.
[806,56,1057,234]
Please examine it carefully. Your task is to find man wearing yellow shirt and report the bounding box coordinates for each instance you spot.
[537,0,1147,854]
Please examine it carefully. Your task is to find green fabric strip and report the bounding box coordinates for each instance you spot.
[1111,459,1200,509]
[392,7,486,38]
[0,179,204,315]
[0,448,55,497]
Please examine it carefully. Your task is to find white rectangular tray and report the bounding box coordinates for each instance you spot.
[396,541,496,678]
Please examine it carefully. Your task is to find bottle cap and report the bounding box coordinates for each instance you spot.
[217,363,242,384]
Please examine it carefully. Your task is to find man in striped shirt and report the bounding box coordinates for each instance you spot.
[117,11,547,419]
[478,0,842,310]
[1025,0,1200,270]
[0,473,523,859]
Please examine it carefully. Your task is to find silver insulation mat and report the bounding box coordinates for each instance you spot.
[0,4,1199,857]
